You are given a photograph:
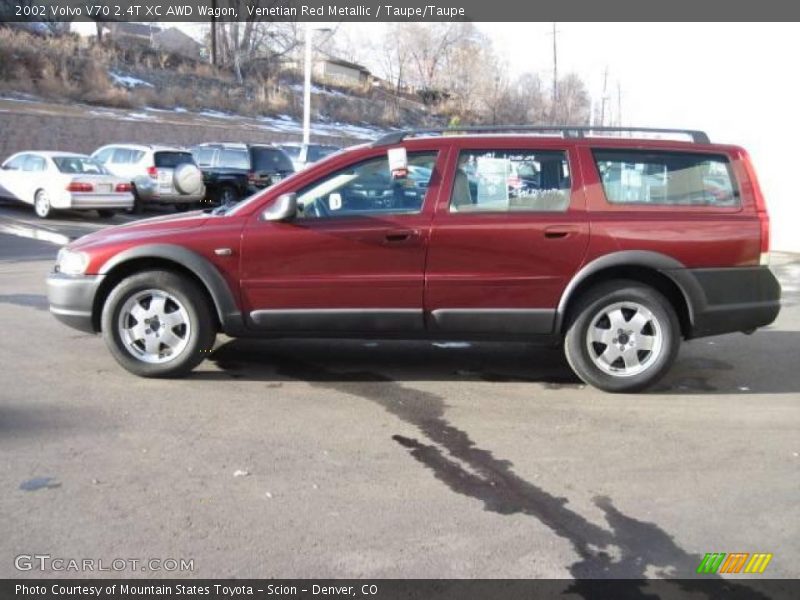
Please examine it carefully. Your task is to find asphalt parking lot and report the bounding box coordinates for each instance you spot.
[1,201,798,581]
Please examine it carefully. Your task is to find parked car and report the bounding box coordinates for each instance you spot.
[191,143,295,205]
[0,151,134,218]
[279,143,341,171]
[47,126,780,392]
[91,144,205,212]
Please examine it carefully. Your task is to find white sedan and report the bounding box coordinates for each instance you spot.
[0,151,134,218]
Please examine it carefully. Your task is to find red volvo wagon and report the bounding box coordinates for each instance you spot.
[47,127,781,392]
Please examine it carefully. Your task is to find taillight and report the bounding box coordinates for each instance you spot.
[740,150,770,265]
[66,182,93,192]
[147,166,158,179]
[115,183,132,193]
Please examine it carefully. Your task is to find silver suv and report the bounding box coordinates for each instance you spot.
[91,144,205,212]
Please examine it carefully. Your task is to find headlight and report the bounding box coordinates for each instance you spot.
[56,248,89,275]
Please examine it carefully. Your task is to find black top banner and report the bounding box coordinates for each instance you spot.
[2,0,800,22]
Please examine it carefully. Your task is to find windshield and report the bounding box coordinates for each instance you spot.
[252,147,294,173]
[154,151,194,169]
[53,156,108,175]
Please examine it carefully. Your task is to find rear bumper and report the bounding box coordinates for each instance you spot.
[142,193,206,205]
[46,272,103,334]
[68,195,134,210]
[667,266,781,338]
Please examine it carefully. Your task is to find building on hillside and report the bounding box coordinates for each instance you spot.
[103,22,160,47]
[312,57,371,88]
[152,28,205,60]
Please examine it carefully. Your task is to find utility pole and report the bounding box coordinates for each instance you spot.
[616,81,623,126]
[550,22,559,124]
[210,0,217,67]
[599,66,608,127]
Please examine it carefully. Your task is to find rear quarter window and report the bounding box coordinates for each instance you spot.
[593,149,739,207]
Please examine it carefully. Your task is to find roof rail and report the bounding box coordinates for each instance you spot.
[372,126,710,146]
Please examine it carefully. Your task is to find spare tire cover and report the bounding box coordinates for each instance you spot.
[173,163,204,196]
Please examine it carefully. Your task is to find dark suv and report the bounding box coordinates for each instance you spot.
[47,126,781,392]
[191,143,294,205]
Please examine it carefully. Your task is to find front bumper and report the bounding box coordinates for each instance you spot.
[46,272,104,334]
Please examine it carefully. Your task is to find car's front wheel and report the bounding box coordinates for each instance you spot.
[564,280,680,393]
[101,270,216,377]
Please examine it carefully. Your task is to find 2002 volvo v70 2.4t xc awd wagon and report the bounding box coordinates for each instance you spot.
[46,126,781,392]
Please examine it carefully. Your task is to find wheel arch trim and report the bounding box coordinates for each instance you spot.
[98,244,243,333]
[555,250,703,333]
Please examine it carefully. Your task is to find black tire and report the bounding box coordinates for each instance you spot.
[131,186,144,214]
[564,280,681,393]
[96,209,116,218]
[101,270,216,378]
[33,189,52,219]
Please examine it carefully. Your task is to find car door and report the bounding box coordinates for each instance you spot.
[424,141,590,336]
[239,147,443,334]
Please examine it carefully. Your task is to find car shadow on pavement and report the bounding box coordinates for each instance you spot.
[205,338,582,386]
[205,331,800,394]
[207,342,772,596]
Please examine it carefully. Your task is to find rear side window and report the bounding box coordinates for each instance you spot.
[450,149,571,213]
[593,150,739,207]
[192,147,217,167]
[23,155,46,172]
[217,149,250,170]
[251,147,293,173]
[154,151,194,169]
[110,148,143,164]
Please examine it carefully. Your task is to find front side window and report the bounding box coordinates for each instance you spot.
[593,150,739,206]
[296,152,438,219]
[449,149,571,213]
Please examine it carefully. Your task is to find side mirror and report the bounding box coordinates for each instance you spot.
[262,192,297,221]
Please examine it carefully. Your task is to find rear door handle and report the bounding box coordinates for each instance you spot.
[384,229,419,243]
[544,225,579,239]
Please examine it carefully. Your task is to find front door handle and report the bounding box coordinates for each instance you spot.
[384,229,419,244]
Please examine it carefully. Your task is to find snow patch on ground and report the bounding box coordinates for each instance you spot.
[108,72,154,89]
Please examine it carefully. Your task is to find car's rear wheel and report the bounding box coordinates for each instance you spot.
[564,280,680,393]
[101,270,216,377]
[34,190,52,219]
